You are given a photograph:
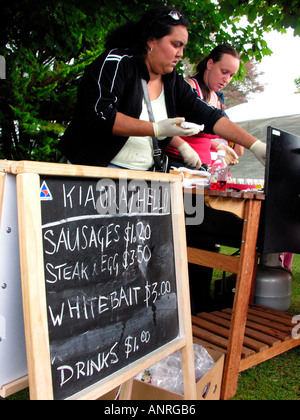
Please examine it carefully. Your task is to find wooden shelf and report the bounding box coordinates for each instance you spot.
[192,304,300,375]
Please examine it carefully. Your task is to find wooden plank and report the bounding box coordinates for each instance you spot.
[187,247,239,274]
[192,337,227,355]
[247,307,294,327]
[211,310,233,321]
[205,189,265,200]
[170,181,197,401]
[192,316,269,353]
[242,314,291,337]
[0,376,29,399]
[250,304,295,320]
[0,160,15,173]
[245,320,290,342]
[11,160,181,182]
[17,173,53,400]
[192,325,229,350]
[197,312,281,348]
[239,336,300,372]
[221,199,262,400]
[192,325,255,359]
[193,316,230,338]
[247,309,294,337]
[223,308,293,336]
[216,310,290,342]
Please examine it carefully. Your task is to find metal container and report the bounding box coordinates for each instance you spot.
[254,260,293,311]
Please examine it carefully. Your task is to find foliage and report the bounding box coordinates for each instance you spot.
[295,77,300,93]
[219,0,300,37]
[0,0,122,160]
[1,0,300,161]
[223,61,265,108]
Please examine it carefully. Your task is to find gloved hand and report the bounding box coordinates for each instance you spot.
[250,140,266,166]
[216,143,239,165]
[178,143,202,170]
[153,118,201,139]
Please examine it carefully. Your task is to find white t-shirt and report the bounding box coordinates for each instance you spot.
[111,89,168,170]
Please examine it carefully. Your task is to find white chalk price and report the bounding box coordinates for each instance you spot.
[124,330,151,359]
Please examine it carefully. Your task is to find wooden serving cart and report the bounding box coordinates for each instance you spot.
[185,188,300,400]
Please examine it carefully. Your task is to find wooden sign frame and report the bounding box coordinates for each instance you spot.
[14,161,196,400]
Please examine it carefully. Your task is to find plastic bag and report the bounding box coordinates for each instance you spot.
[171,167,210,188]
[135,344,215,395]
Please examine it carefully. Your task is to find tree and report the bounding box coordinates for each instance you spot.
[295,77,300,93]
[223,61,265,108]
[1,0,300,161]
[0,0,125,161]
[219,0,300,37]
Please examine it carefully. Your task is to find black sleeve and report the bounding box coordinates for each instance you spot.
[76,49,135,136]
[58,49,137,165]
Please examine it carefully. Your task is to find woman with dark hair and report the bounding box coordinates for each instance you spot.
[58,8,266,169]
[166,44,244,169]
[194,44,239,104]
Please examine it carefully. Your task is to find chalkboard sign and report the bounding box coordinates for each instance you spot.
[15,162,196,400]
[41,176,178,399]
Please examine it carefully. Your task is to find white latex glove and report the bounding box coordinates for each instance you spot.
[153,118,201,138]
[216,143,239,165]
[250,140,266,166]
[178,142,202,170]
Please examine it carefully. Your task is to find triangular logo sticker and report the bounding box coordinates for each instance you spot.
[40,180,53,201]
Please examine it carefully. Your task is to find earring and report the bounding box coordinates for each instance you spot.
[150,47,153,54]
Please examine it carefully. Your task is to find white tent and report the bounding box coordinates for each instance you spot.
[225,93,300,179]
[226,93,300,139]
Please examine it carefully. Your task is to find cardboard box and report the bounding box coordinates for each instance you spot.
[101,341,225,401]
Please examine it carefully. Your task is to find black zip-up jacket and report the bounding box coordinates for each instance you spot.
[58,48,226,167]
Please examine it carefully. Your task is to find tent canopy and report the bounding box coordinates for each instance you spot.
[225,93,300,179]
[226,93,300,139]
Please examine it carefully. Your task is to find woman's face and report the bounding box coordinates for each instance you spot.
[146,25,188,75]
[204,53,240,92]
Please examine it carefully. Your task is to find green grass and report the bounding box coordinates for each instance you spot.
[2,253,300,401]
[232,346,300,400]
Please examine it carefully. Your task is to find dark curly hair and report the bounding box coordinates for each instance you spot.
[105,7,189,57]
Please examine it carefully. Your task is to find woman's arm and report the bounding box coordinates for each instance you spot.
[213,117,256,149]
[211,139,239,165]
[169,136,202,169]
[213,117,266,164]
[233,144,244,156]
[112,112,155,137]
[112,113,201,138]
[169,136,185,148]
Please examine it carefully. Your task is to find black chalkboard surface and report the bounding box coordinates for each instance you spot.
[16,163,196,400]
[40,176,179,400]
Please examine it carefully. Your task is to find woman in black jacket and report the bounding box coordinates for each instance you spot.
[59,7,266,169]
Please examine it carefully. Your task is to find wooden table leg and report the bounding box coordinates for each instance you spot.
[221,199,262,400]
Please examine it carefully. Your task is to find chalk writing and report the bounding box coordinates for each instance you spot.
[40,177,179,399]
